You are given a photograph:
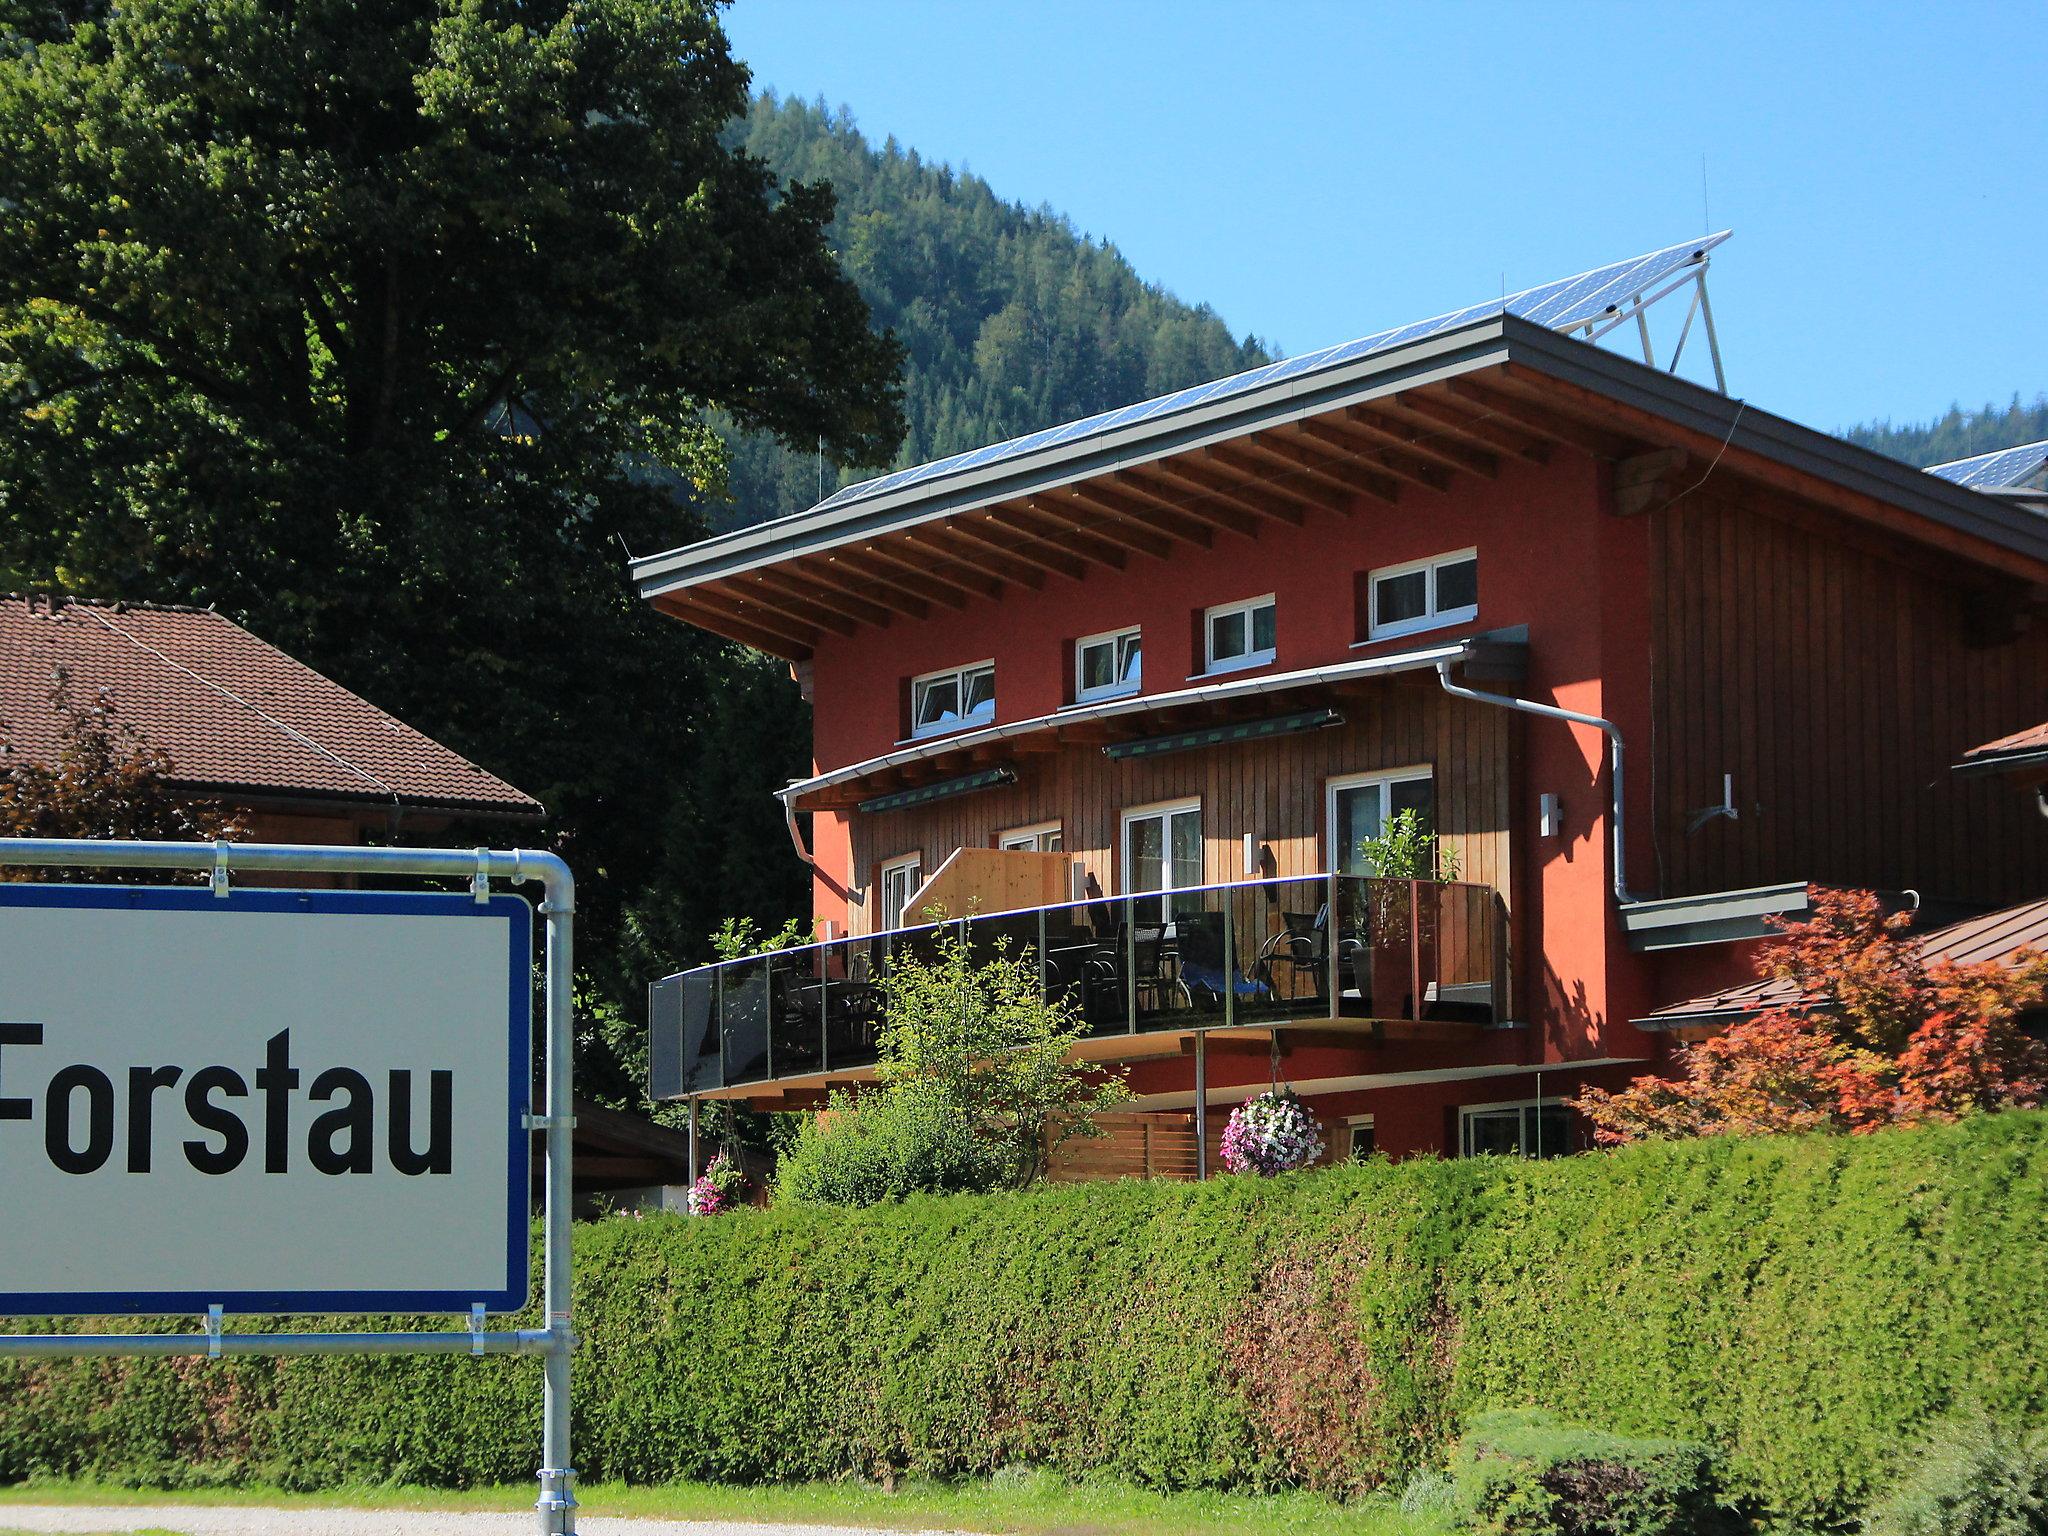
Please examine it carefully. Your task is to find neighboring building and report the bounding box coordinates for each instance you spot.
[636,235,2048,1174]
[1954,720,2048,812]
[0,594,542,843]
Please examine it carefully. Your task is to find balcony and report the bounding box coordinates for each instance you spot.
[648,874,1508,1101]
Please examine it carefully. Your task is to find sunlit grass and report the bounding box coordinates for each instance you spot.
[0,1472,1446,1536]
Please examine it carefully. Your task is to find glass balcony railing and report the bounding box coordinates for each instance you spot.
[648,874,1507,1099]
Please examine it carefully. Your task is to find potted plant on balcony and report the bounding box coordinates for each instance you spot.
[1349,809,1460,1021]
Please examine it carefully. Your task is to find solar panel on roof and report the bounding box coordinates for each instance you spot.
[1927,439,2048,492]
[812,230,1732,518]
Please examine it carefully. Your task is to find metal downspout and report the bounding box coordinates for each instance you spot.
[1434,661,1637,904]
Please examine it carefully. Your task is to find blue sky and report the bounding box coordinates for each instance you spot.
[725,0,2046,437]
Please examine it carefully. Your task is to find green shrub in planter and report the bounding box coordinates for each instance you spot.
[1863,1413,2048,1536]
[1446,1409,1747,1536]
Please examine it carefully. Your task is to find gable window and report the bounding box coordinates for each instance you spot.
[1204,595,1276,675]
[1366,549,1478,640]
[1327,768,1435,876]
[1121,799,1202,923]
[910,661,995,739]
[999,821,1063,854]
[878,853,923,932]
[1459,1099,1571,1159]
[1076,626,1142,702]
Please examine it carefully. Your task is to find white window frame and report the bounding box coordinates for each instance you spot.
[878,852,924,933]
[1325,766,1434,876]
[1458,1097,1570,1159]
[1119,797,1204,898]
[1364,548,1478,641]
[998,820,1063,854]
[908,659,995,740]
[1074,625,1143,702]
[1201,594,1277,676]
[1342,1113,1377,1162]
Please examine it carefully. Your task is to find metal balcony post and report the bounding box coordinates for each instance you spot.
[1409,878,1423,1023]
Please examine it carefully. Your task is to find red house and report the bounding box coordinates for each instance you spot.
[638,236,2048,1175]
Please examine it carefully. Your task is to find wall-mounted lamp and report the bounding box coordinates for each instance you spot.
[1539,793,1563,839]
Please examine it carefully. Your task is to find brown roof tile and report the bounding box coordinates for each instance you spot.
[1958,720,2048,773]
[1640,894,2048,1026]
[0,596,541,818]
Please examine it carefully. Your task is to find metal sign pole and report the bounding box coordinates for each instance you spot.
[0,838,577,1535]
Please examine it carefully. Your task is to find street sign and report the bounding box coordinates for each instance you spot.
[0,883,532,1316]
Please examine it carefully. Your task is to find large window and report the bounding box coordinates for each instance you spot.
[1326,769,1435,876]
[998,821,1063,854]
[1203,595,1276,674]
[909,661,995,739]
[1076,626,1142,701]
[1459,1099,1571,1159]
[1121,799,1202,923]
[878,853,923,932]
[1366,549,1478,640]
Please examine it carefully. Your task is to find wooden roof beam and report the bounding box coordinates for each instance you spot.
[1031,489,1176,560]
[1234,433,1401,505]
[1332,404,1497,478]
[1105,466,1261,538]
[662,587,818,655]
[1443,376,1637,459]
[696,577,852,638]
[747,567,893,631]
[835,545,974,610]
[1285,419,1450,492]
[1060,480,1217,549]
[799,553,932,621]
[904,526,1040,591]
[1381,390,1553,463]
[1195,445,1337,517]
[951,513,1090,582]
[1123,458,1286,532]
[1007,499,1137,568]
[862,539,1001,602]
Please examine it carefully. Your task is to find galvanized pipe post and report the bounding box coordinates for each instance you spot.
[535,857,578,1536]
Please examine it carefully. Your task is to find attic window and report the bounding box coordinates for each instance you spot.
[910,661,995,739]
[1367,550,1478,640]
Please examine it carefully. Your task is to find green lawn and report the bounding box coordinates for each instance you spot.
[0,1474,1444,1536]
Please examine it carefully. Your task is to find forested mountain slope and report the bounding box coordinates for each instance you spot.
[712,94,1272,529]
[1842,394,2048,467]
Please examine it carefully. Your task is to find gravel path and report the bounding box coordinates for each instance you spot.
[0,1507,962,1536]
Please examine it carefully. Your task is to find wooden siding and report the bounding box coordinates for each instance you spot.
[1649,492,2048,904]
[849,676,1515,936]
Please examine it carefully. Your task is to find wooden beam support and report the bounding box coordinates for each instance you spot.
[835,545,973,610]
[1333,404,1497,478]
[748,566,891,631]
[951,513,1090,582]
[1032,489,1176,560]
[1443,375,1637,459]
[904,525,1039,591]
[1285,418,1450,492]
[1061,480,1216,549]
[660,587,817,655]
[1383,390,1553,462]
[1610,447,1691,517]
[1234,433,1401,505]
[1005,499,1134,569]
[1121,459,1279,533]
[799,552,931,621]
[1196,445,1334,516]
[1106,466,1261,538]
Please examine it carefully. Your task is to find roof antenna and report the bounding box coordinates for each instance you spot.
[816,436,824,502]
[1700,153,1710,235]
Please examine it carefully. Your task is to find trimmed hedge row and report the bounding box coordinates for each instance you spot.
[6,1114,2048,1524]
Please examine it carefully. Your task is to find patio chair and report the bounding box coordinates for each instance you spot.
[1174,910,1271,1014]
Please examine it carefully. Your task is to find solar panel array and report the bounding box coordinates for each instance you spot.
[1927,439,2048,492]
[810,230,1733,518]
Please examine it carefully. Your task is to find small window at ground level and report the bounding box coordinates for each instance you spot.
[1367,550,1478,640]
[1459,1100,1571,1159]
[1347,1121,1377,1161]
[999,822,1063,854]
[1204,595,1276,674]
[910,661,995,738]
[1077,627,1142,701]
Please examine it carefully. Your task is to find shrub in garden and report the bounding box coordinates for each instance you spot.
[1445,1410,1746,1536]
[1862,1412,2048,1536]
[1219,1088,1326,1175]
[774,924,1128,1205]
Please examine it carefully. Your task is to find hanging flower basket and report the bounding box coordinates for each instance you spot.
[1219,1089,1326,1176]
[687,1151,751,1216]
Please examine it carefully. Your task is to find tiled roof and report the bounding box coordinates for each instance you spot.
[1639,894,2048,1027]
[0,596,541,818]
[1958,720,2048,773]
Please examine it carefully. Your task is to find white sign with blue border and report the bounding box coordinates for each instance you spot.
[0,884,531,1316]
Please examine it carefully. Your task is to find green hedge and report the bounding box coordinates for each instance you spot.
[6,1114,2048,1525]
